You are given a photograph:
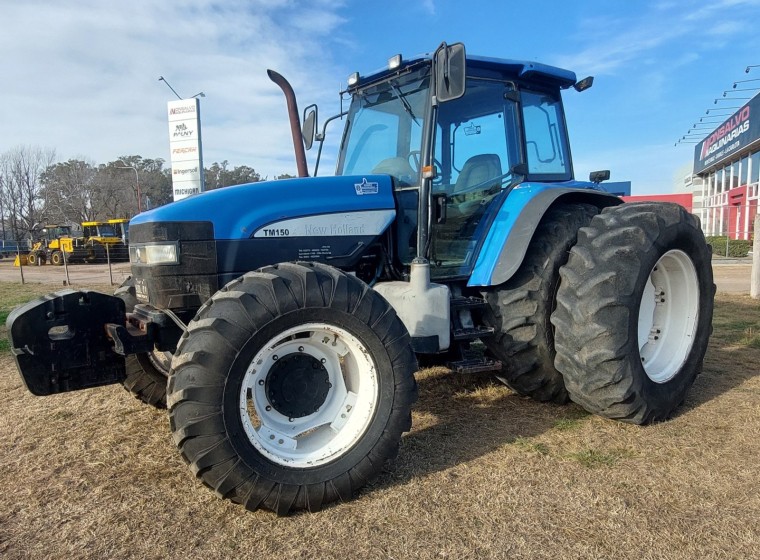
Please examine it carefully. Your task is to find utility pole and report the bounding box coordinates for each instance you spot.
[751,215,760,299]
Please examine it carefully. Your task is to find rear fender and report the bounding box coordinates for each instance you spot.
[468,184,622,287]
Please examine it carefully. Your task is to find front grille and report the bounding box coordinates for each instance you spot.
[129,221,218,310]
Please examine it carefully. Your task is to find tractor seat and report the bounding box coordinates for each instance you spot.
[453,154,503,195]
[372,157,417,187]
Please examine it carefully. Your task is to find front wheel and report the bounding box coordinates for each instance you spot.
[27,252,44,265]
[552,203,715,424]
[50,251,63,266]
[168,262,418,515]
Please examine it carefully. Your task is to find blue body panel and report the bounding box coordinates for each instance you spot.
[131,175,396,240]
[467,181,610,287]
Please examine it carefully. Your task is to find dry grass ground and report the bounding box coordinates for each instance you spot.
[1,283,759,559]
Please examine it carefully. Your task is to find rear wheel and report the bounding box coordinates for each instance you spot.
[481,203,599,403]
[552,203,715,424]
[168,262,417,515]
[86,242,106,263]
[114,280,168,408]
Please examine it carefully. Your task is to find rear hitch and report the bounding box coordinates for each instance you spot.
[8,290,128,396]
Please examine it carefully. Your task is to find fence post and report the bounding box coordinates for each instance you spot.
[752,215,760,299]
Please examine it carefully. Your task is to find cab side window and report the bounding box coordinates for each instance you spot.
[521,91,570,177]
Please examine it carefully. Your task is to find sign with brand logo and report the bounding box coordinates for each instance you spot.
[168,98,205,201]
[694,93,760,174]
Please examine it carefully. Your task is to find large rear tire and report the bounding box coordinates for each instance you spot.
[552,203,715,424]
[114,280,168,408]
[86,241,106,263]
[168,262,418,515]
[481,203,599,403]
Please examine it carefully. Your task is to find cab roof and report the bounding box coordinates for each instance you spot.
[351,53,577,91]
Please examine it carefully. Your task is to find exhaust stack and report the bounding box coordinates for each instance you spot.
[267,70,309,178]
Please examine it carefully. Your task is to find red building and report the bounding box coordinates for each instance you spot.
[622,193,693,211]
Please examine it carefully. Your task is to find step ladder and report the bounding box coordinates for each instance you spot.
[446,295,502,374]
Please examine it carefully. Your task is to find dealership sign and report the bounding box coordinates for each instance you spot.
[168,98,205,201]
[694,93,760,174]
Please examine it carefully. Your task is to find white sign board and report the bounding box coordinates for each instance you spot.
[168,98,205,201]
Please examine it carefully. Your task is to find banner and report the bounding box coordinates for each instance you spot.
[694,93,760,174]
[168,98,205,201]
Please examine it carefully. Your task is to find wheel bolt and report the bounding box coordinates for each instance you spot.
[289,417,294,423]
[265,405,272,411]
[258,380,264,386]
[298,346,304,352]
[273,355,279,361]
[321,358,326,363]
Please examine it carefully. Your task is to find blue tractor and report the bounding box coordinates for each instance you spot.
[8,43,714,515]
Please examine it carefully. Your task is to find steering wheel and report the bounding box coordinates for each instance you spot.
[408,151,443,184]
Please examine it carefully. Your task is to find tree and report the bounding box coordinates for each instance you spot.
[0,145,55,242]
[204,160,262,190]
[40,159,98,224]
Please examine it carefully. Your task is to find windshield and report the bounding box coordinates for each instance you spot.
[337,66,430,187]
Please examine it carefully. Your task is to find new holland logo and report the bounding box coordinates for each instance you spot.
[354,178,379,195]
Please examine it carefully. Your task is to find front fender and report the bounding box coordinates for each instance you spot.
[467,183,621,287]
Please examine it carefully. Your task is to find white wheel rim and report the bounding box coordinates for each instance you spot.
[239,322,378,468]
[637,249,700,383]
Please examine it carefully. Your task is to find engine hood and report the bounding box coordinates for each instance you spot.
[130,175,396,240]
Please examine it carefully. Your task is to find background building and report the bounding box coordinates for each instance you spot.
[692,93,760,240]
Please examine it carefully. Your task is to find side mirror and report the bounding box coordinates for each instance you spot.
[302,104,317,151]
[434,42,466,103]
[589,170,610,183]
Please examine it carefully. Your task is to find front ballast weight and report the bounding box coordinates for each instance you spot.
[8,290,128,395]
[7,290,181,396]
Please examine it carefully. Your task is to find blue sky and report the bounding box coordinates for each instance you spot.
[2,0,760,194]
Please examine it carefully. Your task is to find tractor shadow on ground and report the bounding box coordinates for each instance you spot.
[369,366,584,492]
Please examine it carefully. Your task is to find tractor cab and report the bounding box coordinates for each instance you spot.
[40,225,74,244]
[305,43,582,280]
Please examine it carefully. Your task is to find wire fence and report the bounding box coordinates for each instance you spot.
[695,203,756,258]
[0,251,131,288]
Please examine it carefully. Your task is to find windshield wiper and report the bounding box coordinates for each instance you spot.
[390,83,419,125]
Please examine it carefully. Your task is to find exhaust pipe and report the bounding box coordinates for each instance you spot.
[267,70,309,178]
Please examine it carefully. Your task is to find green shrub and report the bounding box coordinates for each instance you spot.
[705,236,753,257]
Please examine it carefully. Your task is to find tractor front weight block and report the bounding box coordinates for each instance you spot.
[7,290,130,396]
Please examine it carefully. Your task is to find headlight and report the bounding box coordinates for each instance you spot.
[129,243,179,265]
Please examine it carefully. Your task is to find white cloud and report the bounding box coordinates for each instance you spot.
[553,0,757,77]
[0,0,348,177]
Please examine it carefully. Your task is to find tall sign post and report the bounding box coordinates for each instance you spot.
[167,98,205,201]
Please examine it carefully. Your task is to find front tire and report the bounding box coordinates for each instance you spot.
[481,203,599,403]
[27,252,44,265]
[50,251,63,266]
[168,262,418,515]
[552,203,715,424]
